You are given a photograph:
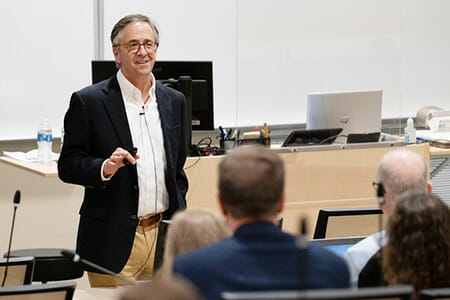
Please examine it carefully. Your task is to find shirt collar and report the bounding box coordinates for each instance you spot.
[117,69,156,104]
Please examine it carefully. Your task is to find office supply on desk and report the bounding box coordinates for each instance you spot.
[416,130,450,148]
[3,150,59,163]
[281,128,343,147]
[263,123,270,146]
[307,90,382,138]
[347,132,381,143]
[416,106,450,132]
[238,129,270,147]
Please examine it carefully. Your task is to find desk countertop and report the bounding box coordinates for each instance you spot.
[1,142,448,178]
[0,156,58,177]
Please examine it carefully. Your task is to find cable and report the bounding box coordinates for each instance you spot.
[184,157,202,170]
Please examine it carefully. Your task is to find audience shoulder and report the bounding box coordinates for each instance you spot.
[173,237,230,272]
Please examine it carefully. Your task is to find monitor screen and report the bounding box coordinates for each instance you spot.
[309,237,365,258]
[91,60,214,130]
[306,90,382,140]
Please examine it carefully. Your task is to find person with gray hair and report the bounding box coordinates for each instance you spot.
[58,14,188,287]
[173,146,349,300]
[344,149,432,286]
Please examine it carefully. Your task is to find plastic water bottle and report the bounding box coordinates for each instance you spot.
[405,116,416,144]
[37,119,53,164]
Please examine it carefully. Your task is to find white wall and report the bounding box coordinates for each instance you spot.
[1,0,450,139]
[0,1,93,140]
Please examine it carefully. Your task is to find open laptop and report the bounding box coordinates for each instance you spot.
[306,90,382,143]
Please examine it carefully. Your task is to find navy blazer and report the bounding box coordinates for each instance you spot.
[173,222,350,300]
[58,75,188,273]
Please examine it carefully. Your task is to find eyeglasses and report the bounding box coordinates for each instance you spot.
[114,39,158,53]
[372,181,386,198]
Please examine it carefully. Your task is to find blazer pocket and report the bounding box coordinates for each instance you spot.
[79,188,109,221]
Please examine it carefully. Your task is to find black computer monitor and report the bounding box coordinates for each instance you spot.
[91,60,214,131]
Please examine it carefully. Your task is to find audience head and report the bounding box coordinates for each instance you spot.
[156,207,231,280]
[382,192,450,291]
[218,145,285,220]
[119,276,204,300]
[376,149,431,216]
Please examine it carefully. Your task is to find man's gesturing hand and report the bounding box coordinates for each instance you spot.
[103,147,140,178]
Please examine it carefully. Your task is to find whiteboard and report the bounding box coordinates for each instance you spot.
[235,0,450,126]
[1,0,450,140]
[0,1,93,140]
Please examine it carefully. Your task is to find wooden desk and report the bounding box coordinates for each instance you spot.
[185,142,429,235]
[0,156,57,177]
[0,142,430,238]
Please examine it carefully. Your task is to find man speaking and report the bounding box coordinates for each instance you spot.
[58,14,188,287]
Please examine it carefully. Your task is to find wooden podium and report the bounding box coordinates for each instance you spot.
[184,142,429,235]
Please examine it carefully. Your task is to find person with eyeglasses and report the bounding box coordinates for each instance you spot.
[58,14,188,287]
[344,149,432,287]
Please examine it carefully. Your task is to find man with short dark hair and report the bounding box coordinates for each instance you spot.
[58,14,188,286]
[173,146,349,300]
[345,149,432,286]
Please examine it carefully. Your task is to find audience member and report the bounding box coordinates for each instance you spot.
[155,207,231,280]
[383,192,450,297]
[173,145,350,300]
[119,276,204,300]
[345,149,432,286]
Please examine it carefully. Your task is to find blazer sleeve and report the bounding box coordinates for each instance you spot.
[58,92,105,188]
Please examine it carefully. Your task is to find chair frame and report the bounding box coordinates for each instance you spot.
[419,287,450,300]
[0,256,34,285]
[0,281,75,300]
[221,285,414,300]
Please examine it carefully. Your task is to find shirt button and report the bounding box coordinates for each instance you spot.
[131,215,137,220]
[133,185,138,190]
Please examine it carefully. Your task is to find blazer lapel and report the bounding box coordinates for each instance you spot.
[102,76,134,150]
[155,81,170,132]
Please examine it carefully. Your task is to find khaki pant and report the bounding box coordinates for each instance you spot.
[88,221,159,287]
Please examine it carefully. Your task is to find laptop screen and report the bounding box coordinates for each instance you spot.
[306,90,382,136]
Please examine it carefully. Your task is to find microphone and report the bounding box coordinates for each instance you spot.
[2,190,20,287]
[61,250,135,285]
[13,190,20,207]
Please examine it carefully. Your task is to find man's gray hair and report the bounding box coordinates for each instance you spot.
[110,14,160,46]
[377,149,428,197]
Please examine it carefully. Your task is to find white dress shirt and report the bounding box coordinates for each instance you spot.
[110,70,169,217]
[344,230,387,287]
